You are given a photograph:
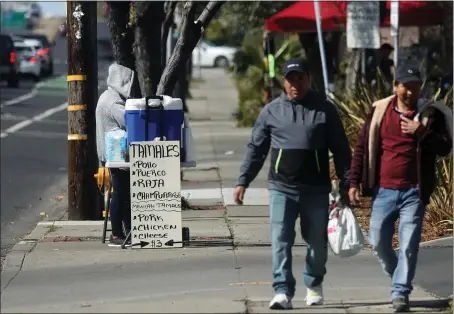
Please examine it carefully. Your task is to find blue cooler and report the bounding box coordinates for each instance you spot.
[124,95,184,144]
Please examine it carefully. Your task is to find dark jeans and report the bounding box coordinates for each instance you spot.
[109,168,131,238]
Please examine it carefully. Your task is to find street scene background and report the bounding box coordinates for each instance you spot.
[0,1,452,313]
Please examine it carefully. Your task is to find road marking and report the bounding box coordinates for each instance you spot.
[0,113,29,121]
[4,130,68,139]
[0,102,68,139]
[0,90,37,108]
[0,74,67,109]
[1,113,67,126]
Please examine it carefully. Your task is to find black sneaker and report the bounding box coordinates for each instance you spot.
[392,297,410,312]
[108,235,124,247]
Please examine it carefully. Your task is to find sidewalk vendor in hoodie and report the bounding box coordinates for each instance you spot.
[348,65,452,312]
[96,63,136,247]
[233,58,352,310]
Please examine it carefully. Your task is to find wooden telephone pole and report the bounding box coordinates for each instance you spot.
[67,1,98,220]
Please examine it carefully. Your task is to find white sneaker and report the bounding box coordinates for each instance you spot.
[269,294,293,309]
[305,285,324,306]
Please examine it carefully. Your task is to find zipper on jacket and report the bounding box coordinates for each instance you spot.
[275,149,283,174]
[315,150,321,173]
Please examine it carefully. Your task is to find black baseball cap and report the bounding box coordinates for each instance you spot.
[395,66,422,84]
[282,58,310,77]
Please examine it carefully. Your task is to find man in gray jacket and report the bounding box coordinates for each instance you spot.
[233,58,351,309]
[96,63,136,247]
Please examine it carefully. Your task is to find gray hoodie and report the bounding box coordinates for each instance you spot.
[96,63,135,162]
[237,91,351,194]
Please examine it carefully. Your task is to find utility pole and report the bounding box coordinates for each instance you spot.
[67,1,98,220]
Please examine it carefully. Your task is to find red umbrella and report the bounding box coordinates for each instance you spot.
[265,1,347,33]
[382,1,445,27]
[265,1,445,33]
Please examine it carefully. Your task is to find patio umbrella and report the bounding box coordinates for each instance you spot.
[265,0,445,33]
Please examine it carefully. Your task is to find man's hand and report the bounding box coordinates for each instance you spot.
[401,116,422,135]
[233,186,246,205]
[348,187,360,206]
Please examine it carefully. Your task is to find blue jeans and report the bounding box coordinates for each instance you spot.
[368,187,425,300]
[109,169,131,238]
[269,189,329,298]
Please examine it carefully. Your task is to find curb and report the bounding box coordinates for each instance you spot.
[419,236,453,248]
[393,236,453,251]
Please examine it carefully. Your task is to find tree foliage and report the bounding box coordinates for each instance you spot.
[219,2,294,33]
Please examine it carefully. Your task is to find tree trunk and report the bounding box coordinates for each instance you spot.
[157,1,225,95]
[106,1,140,97]
[162,1,177,69]
[186,56,192,100]
[132,2,165,97]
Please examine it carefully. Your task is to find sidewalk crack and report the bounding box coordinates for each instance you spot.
[1,252,25,293]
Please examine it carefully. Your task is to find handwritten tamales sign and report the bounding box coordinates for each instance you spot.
[129,141,182,249]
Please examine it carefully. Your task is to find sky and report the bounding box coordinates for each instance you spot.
[39,1,66,18]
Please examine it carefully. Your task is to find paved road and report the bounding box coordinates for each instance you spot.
[0,33,67,104]
[0,23,111,261]
[0,62,67,104]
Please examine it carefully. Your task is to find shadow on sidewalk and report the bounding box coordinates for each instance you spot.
[234,243,307,248]
[341,298,450,310]
[183,236,233,248]
[184,241,233,248]
[285,299,450,311]
[410,298,451,309]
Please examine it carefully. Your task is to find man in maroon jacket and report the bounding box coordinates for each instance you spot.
[348,66,452,312]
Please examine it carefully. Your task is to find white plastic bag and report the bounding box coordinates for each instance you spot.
[327,181,365,258]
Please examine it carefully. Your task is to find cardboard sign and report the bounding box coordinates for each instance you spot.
[129,141,182,249]
[347,1,380,49]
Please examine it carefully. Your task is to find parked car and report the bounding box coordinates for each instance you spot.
[13,41,42,81]
[192,39,239,68]
[16,34,54,76]
[0,34,20,88]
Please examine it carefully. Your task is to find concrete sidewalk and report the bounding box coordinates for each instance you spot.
[1,69,450,313]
